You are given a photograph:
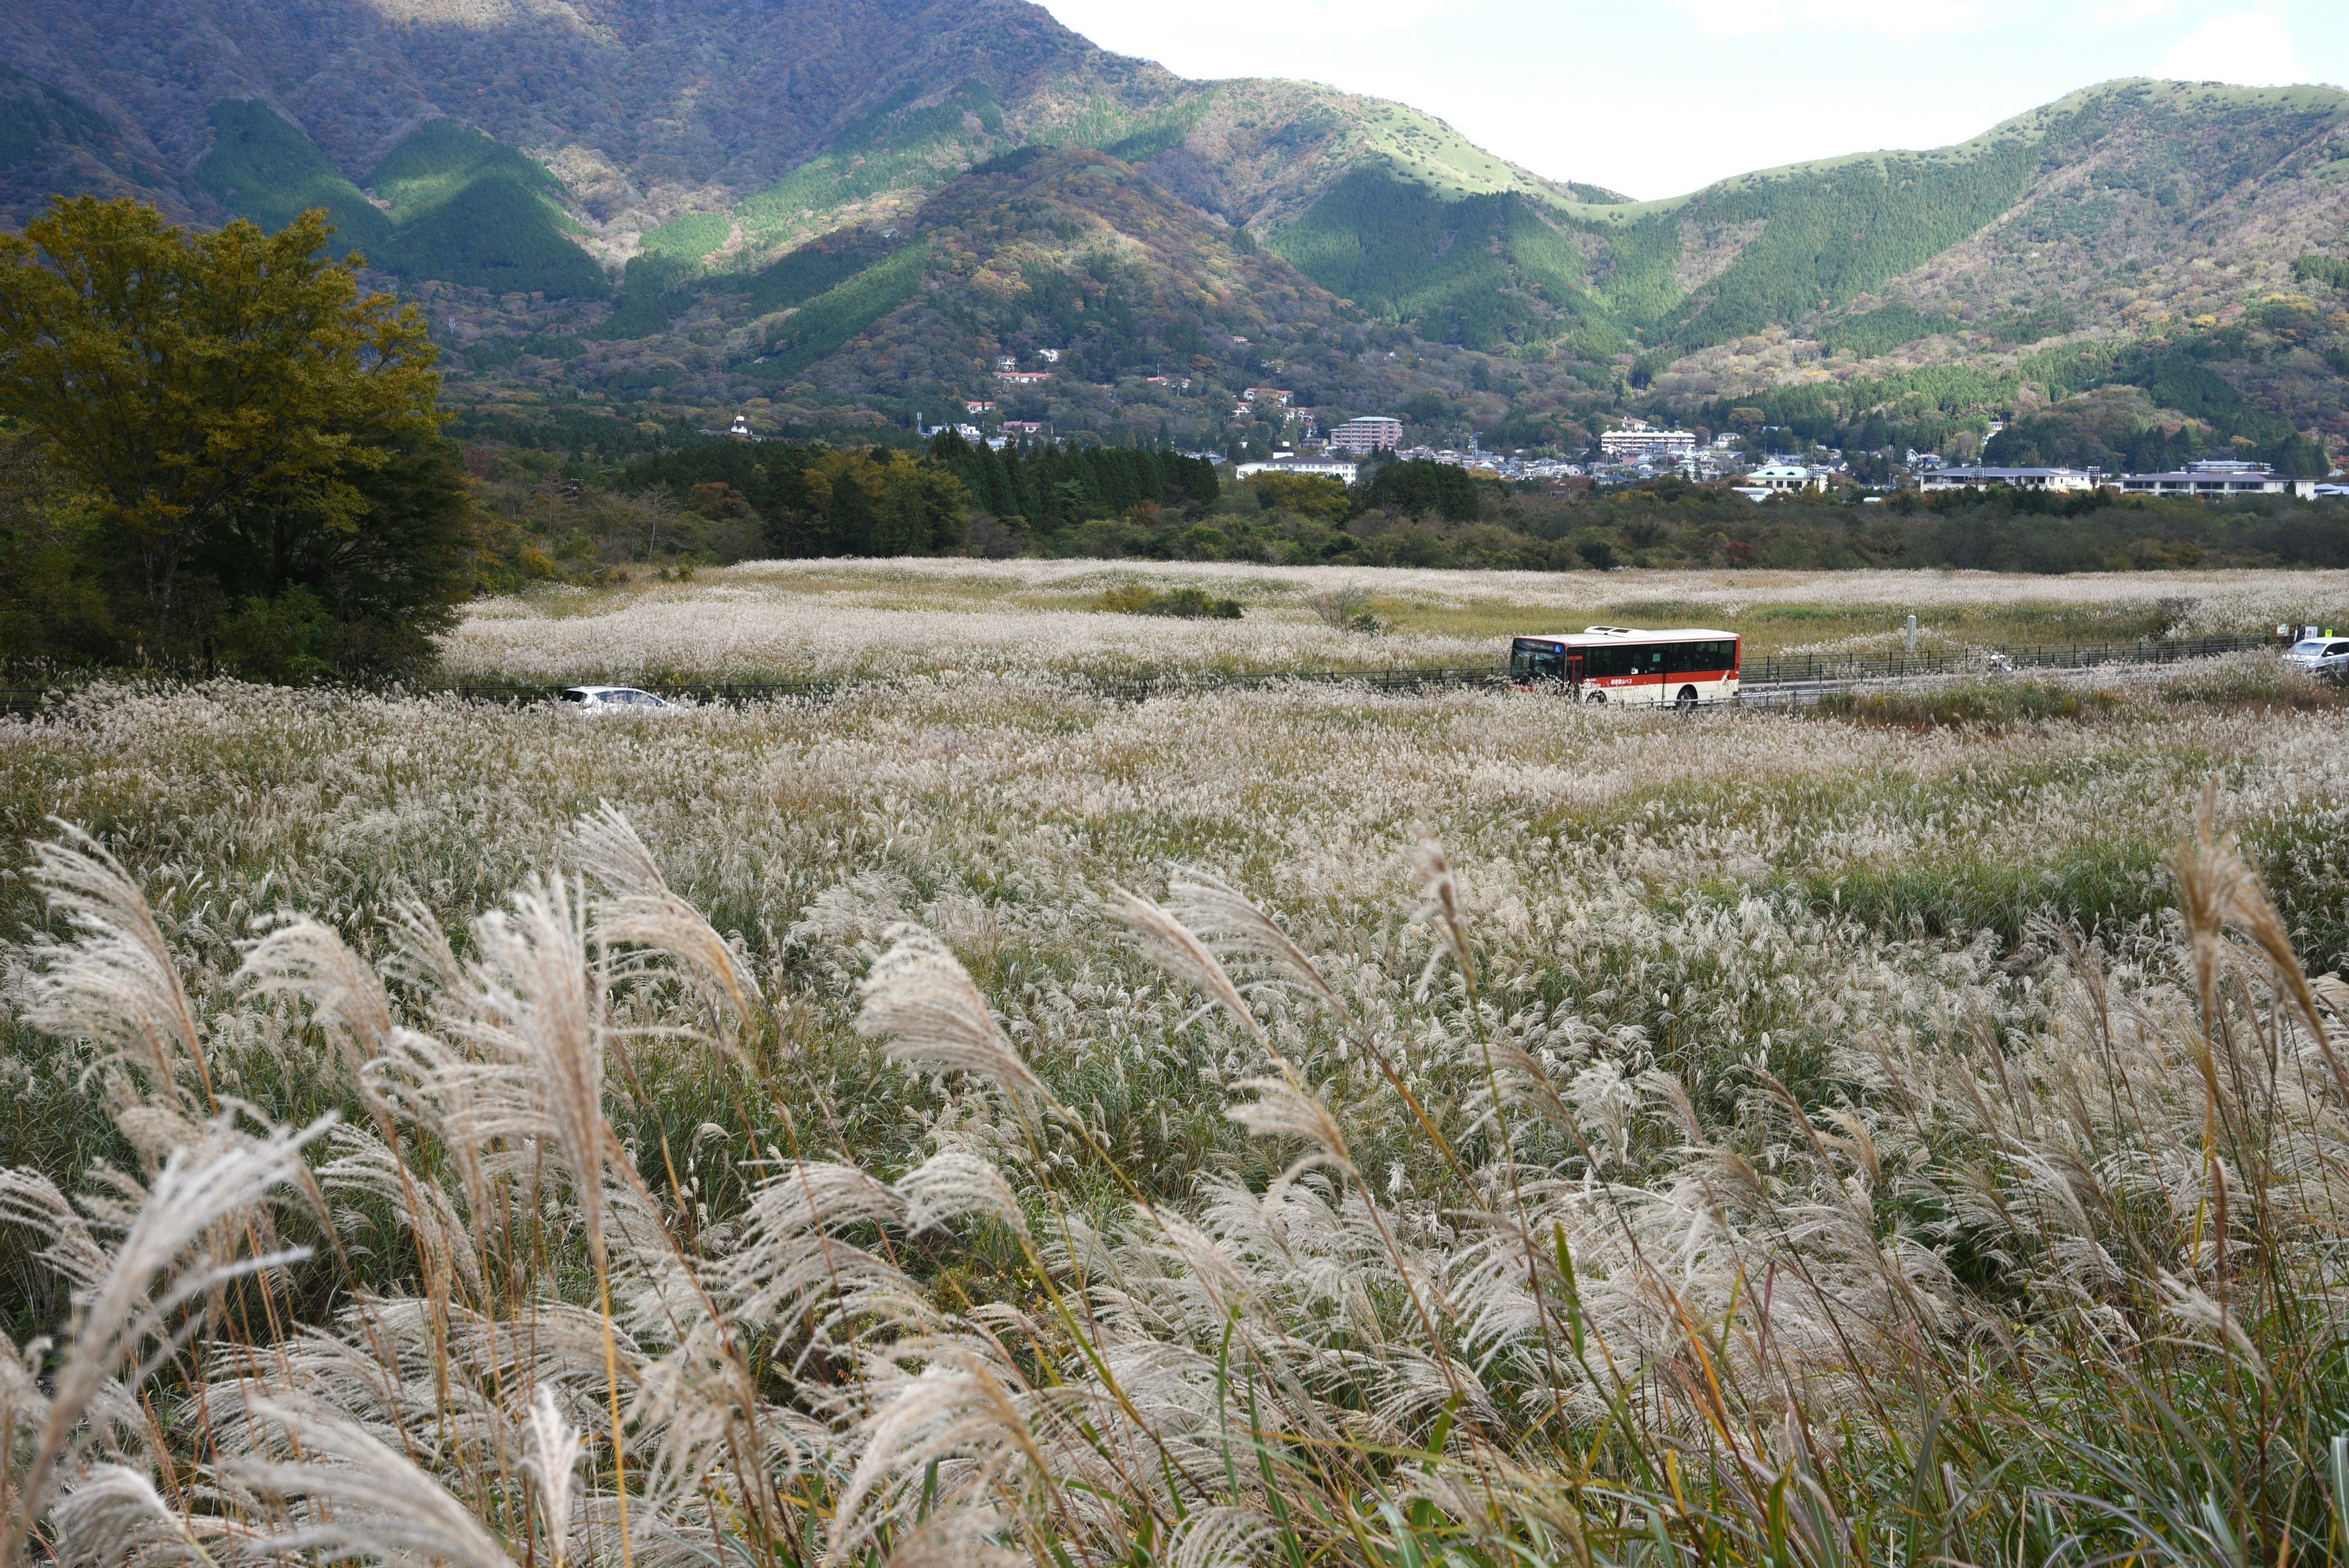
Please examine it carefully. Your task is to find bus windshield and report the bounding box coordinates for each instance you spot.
[1511,641,1565,683]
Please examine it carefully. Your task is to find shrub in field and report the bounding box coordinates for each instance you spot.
[2,788,2349,1567]
[1094,584,1242,619]
[1818,677,2131,729]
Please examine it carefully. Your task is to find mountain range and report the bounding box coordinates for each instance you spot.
[6,0,2349,466]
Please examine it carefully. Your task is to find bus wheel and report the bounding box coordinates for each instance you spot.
[1676,685,1699,712]
[1586,690,1606,705]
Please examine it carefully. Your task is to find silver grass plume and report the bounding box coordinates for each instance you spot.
[1159,867,1359,1030]
[18,822,210,1102]
[871,1507,1016,1568]
[829,1352,1053,1565]
[0,1117,330,1568]
[1226,1068,1355,1183]
[238,915,397,1115]
[50,1466,221,1568]
[231,1395,513,1568]
[858,925,1041,1098]
[572,804,760,1032]
[466,873,612,1264]
[1409,841,1477,1002]
[2173,784,2349,1106]
[525,1384,585,1568]
[1111,887,1269,1049]
[1165,1506,1281,1568]
[898,1150,1030,1242]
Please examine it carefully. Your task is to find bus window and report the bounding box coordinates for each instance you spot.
[1666,639,1732,673]
[1510,640,1565,683]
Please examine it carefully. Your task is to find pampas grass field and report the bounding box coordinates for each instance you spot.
[441,562,2349,683]
[6,568,2349,1566]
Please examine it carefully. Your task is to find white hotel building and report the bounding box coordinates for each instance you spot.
[1599,421,1698,461]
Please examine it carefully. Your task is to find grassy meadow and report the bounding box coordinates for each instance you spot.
[4,568,2349,1566]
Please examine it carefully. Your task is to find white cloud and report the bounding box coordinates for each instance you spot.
[2091,0,2178,22]
[2158,9,2307,84]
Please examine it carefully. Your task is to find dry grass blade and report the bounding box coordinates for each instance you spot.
[18,822,209,1102]
[858,924,1041,1098]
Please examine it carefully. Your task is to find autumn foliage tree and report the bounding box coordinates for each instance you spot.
[0,197,469,677]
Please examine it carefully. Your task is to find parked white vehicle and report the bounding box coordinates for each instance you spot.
[2282,638,2349,678]
[560,685,675,712]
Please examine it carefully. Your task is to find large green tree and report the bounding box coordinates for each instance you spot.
[0,197,459,673]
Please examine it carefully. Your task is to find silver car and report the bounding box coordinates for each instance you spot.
[560,685,675,713]
[2282,639,2349,678]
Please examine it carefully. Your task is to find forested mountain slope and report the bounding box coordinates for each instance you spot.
[0,0,1610,290]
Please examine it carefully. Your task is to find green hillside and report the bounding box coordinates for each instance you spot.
[0,66,116,178]
[366,120,608,298]
[194,101,393,255]
[190,106,606,296]
[744,239,930,381]
[1268,171,1592,351]
[736,79,1009,250]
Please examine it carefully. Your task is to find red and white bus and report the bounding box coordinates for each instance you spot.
[1509,626,1742,709]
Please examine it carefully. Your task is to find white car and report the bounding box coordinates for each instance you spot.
[560,685,675,713]
[2282,639,2349,679]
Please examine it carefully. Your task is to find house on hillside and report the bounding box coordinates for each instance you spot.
[1743,463,1828,494]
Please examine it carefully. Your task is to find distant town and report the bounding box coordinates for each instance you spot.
[891,359,2347,501]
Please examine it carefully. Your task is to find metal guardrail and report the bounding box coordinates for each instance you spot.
[0,636,2287,718]
[1740,633,2273,686]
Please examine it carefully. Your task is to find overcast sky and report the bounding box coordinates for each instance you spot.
[1032,0,2349,200]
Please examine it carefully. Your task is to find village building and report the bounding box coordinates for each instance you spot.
[2117,458,2317,499]
[1235,454,1360,484]
[1599,420,1698,461]
[1919,466,2096,493]
[1328,415,1404,454]
[1743,462,1829,494]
